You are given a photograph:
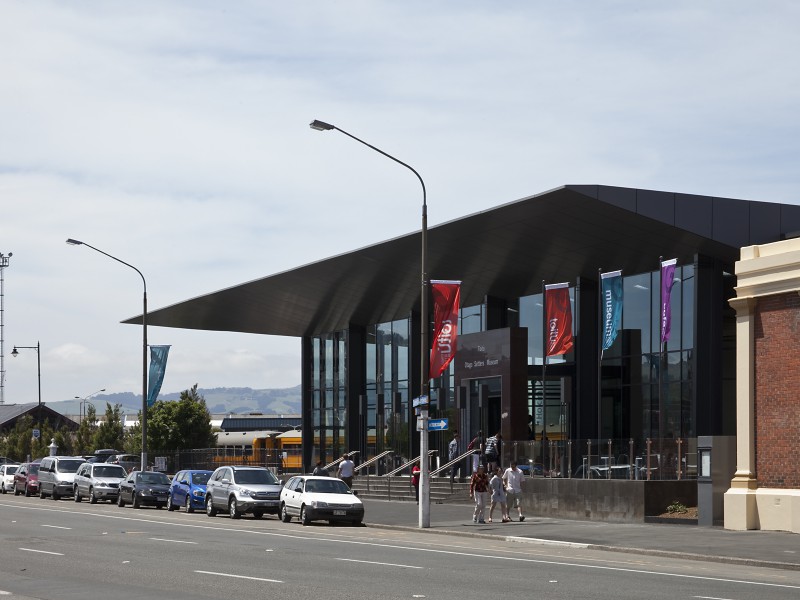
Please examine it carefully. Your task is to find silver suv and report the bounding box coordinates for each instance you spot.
[38,456,85,500]
[73,462,127,503]
[205,466,282,519]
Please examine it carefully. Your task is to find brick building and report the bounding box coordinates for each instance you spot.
[726,238,800,532]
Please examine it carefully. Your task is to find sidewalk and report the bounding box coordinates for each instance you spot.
[361,498,800,571]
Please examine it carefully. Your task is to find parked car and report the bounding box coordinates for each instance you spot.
[107,453,139,472]
[87,449,122,463]
[38,456,85,500]
[117,471,171,509]
[168,469,212,513]
[14,462,41,496]
[74,462,127,503]
[1,464,18,493]
[279,475,364,526]
[205,466,282,519]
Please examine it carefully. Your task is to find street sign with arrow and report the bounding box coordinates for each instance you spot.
[427,418,448,431]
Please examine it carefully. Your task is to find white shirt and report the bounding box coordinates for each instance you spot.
[503,466,524,493]
[338,459,355,478]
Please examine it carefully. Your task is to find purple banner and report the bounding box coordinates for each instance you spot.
[660,259,677,345]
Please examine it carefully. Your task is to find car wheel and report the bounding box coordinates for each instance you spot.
[117,494,125,507]
[185,495,194,513]
[205,496,217,517]
[40,488,48,499]
[132,493,141,509]
[25,486,32,497]
[166,495,175,511]
[74,487,81,502]
[280,503,292,523]
[89,488,98,504]
[300,505,311,526]
[228,498,241,519]
[14,486,20,496]
[52,490,60,501]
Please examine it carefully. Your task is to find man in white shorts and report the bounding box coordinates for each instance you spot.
[502,460,525,522]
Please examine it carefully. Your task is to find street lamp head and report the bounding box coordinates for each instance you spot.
[65,238,84,246]
[309,119,335,131]
[11,347,18,357]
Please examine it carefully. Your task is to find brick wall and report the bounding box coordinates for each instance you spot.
[754,292,800,488]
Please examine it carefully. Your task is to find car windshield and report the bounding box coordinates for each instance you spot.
[58,459,84,473]
[140,472,170,485]
[28,464,39,474]
[6,466,17,474]
[234,469,278,485]
[305,479,351,494]
[191,472,211,485]
[94,465,126,478]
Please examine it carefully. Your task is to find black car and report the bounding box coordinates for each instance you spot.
[117,471,171,509]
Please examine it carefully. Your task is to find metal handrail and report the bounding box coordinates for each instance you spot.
[353,450,393,473]
[322,450,359,472]
[430,449,477,476]
[385,450,438,477]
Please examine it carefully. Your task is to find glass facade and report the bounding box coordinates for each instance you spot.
[308,331,347,465]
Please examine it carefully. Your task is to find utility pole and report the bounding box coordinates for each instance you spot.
[0,251,11,405]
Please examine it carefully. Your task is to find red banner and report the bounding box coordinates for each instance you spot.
[429,280,461,380]
[545,283,574,357]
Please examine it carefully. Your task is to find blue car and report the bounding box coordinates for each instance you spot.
[167,469,213,513]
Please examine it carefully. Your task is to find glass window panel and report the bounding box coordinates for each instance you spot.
[460,304,484,335]
[366,325,377,386]
[623,273,651,356]
[312,338,321,388]
[519,293,543,365]
[393,318,409,382]
[338,336,346,386]
[324,338,334,388]
[681,265,695,350]
[378,322,392,385]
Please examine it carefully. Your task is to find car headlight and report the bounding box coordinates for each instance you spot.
[192,489,204,498]
[311,501,329,508]
[237,488,252,497]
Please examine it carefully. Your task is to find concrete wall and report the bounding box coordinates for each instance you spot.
[522,478,697,523]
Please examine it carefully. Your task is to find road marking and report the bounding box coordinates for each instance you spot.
[195,570,282,583]
[19,548,64,556]
[41,524,72,530]
[336,558,422,569]
[694,597,736,600]
[149,537,197,544]
[5,502,799,591]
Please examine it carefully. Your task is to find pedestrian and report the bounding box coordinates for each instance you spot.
[485,431,502,472]
[488,466,510,523]
[312,460,328,477]
[411,463,420,504]
[337,453,355,488]
[469,430,484,474]
[448,431,460,481]
[503,460,525,522]
[469,464,490,524]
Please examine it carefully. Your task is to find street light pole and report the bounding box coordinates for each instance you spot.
[75,388,105,423]
[0,251,12,406]
[66,239,148,472]
[11,342,41,429]
[310,119,431,528]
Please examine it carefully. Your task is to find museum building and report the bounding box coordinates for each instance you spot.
[140,185,800,482]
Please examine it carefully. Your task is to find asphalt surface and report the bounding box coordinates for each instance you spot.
[361,498,800,571]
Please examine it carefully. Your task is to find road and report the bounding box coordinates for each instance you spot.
[2,494,799,600]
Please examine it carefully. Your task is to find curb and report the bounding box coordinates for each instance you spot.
[364,523,800,572]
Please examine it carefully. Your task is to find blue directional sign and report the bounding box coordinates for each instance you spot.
[427,418,448,431]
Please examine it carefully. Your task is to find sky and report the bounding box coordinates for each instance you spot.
[2,1,799,406]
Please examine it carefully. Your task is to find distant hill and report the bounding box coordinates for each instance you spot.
[48,386,302,416]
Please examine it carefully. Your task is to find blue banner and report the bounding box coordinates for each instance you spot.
[147,345,171,407]
[600,270,623,354]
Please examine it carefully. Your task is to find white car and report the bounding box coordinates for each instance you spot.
[0,464,19,493]
[279,475,364,526]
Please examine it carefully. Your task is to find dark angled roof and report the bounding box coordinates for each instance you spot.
[0,403,79,432]
[130,185,800,338]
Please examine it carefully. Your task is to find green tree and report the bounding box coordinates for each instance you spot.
[92,403,125,451]
[74,404,98,455]
[147,384,216,454]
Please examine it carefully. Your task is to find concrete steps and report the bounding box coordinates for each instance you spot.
[351,475,471,503]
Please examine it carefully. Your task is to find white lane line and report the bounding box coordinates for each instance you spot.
[336,557,422,569]
[149,538,198,544]
[5,503,799,591]
[19,548,64,556]
[195,570,282,583]
[41,524,72,530]
[694,597,736,600]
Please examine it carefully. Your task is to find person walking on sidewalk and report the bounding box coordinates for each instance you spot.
[488,466,510,523]
[503,460,525,521]
[411,463,420,504]
[469,430,485,474]
[337,454,355,488]
[485,431,502,472]
[469,465,490,523]
[448,431,461,481]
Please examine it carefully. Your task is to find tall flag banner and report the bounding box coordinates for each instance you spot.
[147,345,171,407]
[429,280,461,380]
[545,282,574,357]
[600,270,623,355]
[660,258,678,345]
